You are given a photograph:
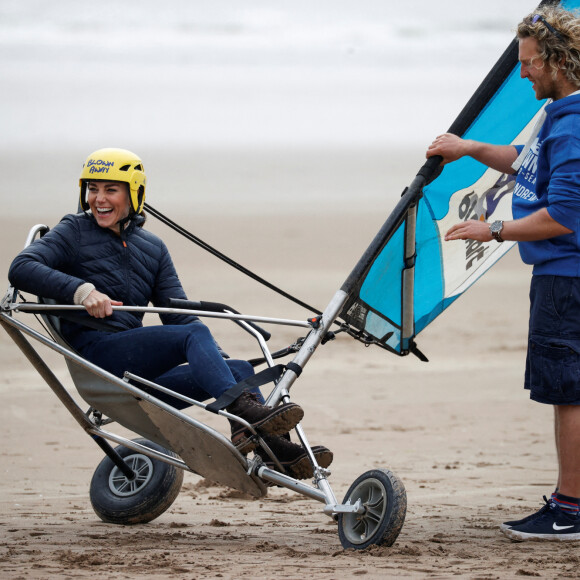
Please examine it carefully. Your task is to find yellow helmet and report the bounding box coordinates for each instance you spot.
[79,148,146,214]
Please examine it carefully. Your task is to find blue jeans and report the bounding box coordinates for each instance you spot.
[79,321,257,409]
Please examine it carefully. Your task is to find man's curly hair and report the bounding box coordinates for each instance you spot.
[517,5,580,87]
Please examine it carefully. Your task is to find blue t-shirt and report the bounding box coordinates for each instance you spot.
[512,93,580,276]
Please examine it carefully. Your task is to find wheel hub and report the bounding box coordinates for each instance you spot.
[108,453,154,497]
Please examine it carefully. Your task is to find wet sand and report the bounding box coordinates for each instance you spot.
[0,150,574,578]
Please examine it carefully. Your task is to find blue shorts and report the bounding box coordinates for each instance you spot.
[525,275,580,405]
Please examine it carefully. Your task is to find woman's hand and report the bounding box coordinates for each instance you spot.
[82,289,123,318]
[445,220,492,242]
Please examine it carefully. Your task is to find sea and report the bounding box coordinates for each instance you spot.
[0,0,539,216]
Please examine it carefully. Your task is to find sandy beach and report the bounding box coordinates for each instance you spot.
[1,145,577,579]
[4,0,576,575]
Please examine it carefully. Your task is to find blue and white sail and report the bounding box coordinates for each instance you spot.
[340,0,579,357]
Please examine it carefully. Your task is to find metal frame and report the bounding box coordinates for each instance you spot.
[0,305,352,509]
[0,224,360,515]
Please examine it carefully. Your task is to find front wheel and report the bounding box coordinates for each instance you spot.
[90,438,184,525]
[338,468,406,550]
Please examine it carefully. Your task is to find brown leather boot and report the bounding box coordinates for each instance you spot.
[257,435,333,479]
[227,392,304,452]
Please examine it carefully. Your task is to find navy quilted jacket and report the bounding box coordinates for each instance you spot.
[9,212,196,347]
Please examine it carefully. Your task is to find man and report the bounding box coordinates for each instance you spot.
[427,6,580,541]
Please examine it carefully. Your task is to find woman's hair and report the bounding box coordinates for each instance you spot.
[517,6,580,87]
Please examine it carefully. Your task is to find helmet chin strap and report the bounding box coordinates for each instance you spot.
[114,199,134,234]
[117,214,133,233]
[116,196,137,233]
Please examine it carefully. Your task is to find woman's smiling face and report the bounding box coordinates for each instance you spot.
[87,181,131,233]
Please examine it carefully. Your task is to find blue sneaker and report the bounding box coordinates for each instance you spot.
[501,502,580,541]
[499,496,552,531]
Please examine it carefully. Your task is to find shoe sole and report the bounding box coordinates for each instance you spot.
[254,403,304,436]
[231,404,304,454]
[501,526,580,542]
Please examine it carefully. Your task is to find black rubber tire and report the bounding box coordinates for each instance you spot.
[338,468,407,550]
[89,438,184,525]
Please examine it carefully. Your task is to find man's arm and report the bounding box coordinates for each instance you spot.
[427,133,519,175]
[445,208,573,242]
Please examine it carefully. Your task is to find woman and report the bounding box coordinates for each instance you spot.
[9,148,332,479]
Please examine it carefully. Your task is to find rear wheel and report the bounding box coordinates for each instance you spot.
[90,438,184,525]
[338,469,406,550]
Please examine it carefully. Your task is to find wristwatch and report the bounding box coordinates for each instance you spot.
[489,220,504,243]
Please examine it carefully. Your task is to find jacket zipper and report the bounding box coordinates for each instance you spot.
[119,226,130,299]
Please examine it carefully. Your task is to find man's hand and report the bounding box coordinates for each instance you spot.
[426,134,519,174]
[445,220,492,242]
[427,133,470,165]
